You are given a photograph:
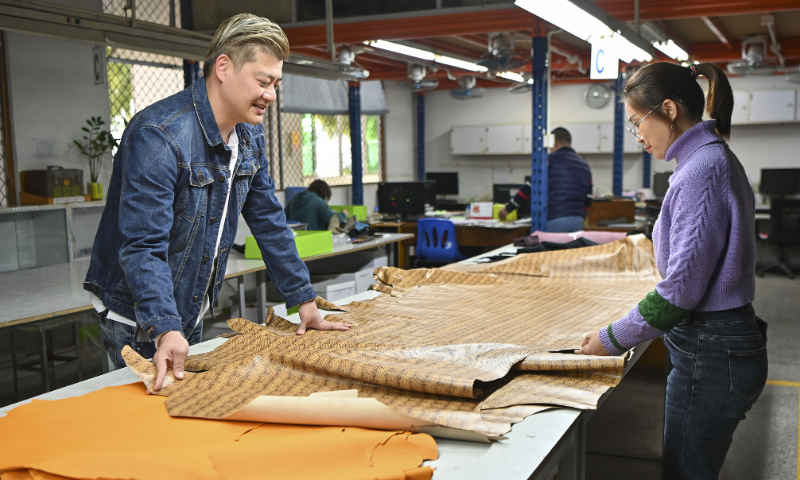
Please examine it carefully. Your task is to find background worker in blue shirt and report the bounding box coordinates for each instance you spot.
[498,127,593,232]
[84,14,350,392]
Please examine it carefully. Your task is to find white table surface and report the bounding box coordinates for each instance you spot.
[0,246,649,480]
[0,233,413,328]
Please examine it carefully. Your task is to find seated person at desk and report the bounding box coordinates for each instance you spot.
[83,14,350,392]
[284,179,348,230]
[498,127,593,232]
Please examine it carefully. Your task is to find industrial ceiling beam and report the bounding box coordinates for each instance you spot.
[700,16,734,49]
[283,8,540,48]
[691,37,800,62]
[595,0,800,22]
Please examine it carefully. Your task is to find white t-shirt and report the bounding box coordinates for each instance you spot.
[89,130,240,334]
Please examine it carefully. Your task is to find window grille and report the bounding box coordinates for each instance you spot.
[268,97,383,191]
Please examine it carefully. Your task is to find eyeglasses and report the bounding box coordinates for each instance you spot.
[627,100,665,138]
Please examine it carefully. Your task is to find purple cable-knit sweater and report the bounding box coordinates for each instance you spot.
[598,120,757,356]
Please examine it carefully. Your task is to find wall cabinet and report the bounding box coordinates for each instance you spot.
[750,90,796,123]
[732,91,750,125]
[486,126,522,154]
[450,126,487,154]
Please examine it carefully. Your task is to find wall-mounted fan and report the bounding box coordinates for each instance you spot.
[477,33,528,72]
[450,76,485,100]
[397,64,439,92]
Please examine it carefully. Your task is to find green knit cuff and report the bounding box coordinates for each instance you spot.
[607,324,625,352]
[638,290,691,331]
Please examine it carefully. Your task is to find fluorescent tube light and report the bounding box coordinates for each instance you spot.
[366,40,435,61]
[654,40,689,62]
[366,40,488,73]
[514,0,652,63]
[498,71,526,82]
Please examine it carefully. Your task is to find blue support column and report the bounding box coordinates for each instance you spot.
[530,34,549,233]
[613,74,625,197]
[348,81,363,205]
[642,150,652,188]
[416,92,425,182]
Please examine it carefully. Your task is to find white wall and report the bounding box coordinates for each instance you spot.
[6,0,111,203]
[415,77,800,200]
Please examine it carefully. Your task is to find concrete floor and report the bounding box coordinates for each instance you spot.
[1,274,798,479]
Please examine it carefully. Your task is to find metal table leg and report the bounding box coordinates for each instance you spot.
[73,321,83,382]
[40,329,50,392]
[256,270,267,325]
[237,276,246,320]
[10,329,20,402]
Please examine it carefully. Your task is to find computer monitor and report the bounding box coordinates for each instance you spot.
[425,172,459,195]
[493,183,525,205]
[378,182,428,216]
[761,169,800,196]
[653,172,672,198]
[423,180,436,207]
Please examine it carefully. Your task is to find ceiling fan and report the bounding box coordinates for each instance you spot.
[450,76,485,100]
[397,64,439,92]
[477,33,529,73]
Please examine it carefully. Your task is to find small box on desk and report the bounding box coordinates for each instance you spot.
[21,168,84,198]
[469,202,493,219]
[268,277,356,302]
[312,268,374,295]
[330,205,368,222]
[245,231,333,259]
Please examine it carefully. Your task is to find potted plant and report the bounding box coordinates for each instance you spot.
[74,116,119,200]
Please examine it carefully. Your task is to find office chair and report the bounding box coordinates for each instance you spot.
[757,198,800,279]
[415,218,466,267]
[283,187,306,205]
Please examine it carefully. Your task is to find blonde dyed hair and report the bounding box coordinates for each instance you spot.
[203,13,290,78]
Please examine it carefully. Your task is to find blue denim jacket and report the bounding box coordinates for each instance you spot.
[84,79,315,342]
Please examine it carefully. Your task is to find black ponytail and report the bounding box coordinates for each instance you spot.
[694,63,734,139]
[621,62,735,140]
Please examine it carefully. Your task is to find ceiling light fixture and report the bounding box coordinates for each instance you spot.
[653,40,689,62]
[514,0,653,63]
[365,40,488,73]
[498,71,526,82]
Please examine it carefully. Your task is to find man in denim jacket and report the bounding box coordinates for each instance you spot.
[84,14,350,391]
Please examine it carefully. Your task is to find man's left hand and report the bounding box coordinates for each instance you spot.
[574,331,610,356]
[296,300,352,335]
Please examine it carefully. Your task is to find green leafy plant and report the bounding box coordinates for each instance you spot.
[74,116,119,183]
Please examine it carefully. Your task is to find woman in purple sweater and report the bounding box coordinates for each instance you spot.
[575,62,768,479]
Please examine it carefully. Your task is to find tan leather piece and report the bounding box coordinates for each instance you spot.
[124,235,658,437]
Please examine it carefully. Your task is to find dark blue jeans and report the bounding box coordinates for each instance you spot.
[663,304,768,480]
[96,311,203,370]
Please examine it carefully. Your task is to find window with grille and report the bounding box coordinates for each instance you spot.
[267,106,383,190]
[103,0,185,140]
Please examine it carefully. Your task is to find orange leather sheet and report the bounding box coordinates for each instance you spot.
[0,383,437,480]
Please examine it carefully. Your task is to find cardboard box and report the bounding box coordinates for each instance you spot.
[470,202,494,219]
[493,203,518,222]
[268,277,356,303]
[245,230,333,259]
[312,268,373,295]
[330,205,368,222]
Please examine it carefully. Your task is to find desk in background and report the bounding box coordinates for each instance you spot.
[372,221,529,269]
[0,233,413,331]
[585,198,637,233]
